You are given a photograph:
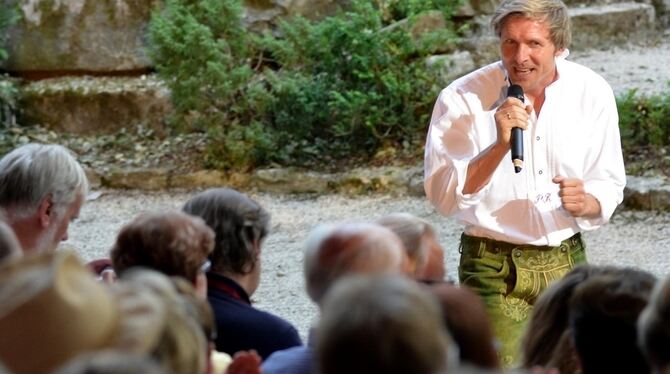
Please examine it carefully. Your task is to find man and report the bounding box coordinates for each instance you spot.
[261,221,410,374]
[182,188,302,360]
[423,0,625,366]
[0,143,89,254]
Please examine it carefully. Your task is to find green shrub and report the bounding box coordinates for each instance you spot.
[148,0,463,170]
[0,3,20,127]
[617,86,670,150]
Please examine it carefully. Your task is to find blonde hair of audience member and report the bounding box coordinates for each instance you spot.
[0,251,166,374]
[0,143,88,254]
[316,274,453,374]
[110,211,214,298]
[303,222,410,305]
[52,350,166,374]
[375,212,446,281]
[638,275,670,374]
[119,269,209,374]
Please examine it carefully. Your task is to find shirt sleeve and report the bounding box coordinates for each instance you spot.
[575,84,626,230]
[424,88,493,217]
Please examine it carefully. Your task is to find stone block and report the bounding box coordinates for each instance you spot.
[2,0,161,74]
[18,75,171,135]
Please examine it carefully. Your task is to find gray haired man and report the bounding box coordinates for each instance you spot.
[0,143,89,254]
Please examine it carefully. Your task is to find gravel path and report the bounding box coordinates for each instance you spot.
[65,38,670,340]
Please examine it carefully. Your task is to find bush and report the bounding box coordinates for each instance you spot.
[617,86,670,149]
[148,0,463,170]
[0,4,20,127]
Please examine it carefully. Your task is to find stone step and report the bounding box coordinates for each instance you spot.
[569,2,657,51]
[18,75,171,136]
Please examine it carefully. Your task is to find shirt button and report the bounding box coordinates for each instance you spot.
[536,136,540,141]
[539,170,543,175]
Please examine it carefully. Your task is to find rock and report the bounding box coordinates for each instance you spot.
[624,175,670,210]
[2,0,160,74]
[102,168,169,190]
[425,51,476,88]
[252,168,331,194]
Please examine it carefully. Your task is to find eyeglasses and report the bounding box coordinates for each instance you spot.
[200,260,211,273]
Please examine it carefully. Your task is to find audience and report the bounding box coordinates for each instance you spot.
[0,251,166,374]
[262,221,410,374]
[375,212,446,282]
[569,267,656,374]
[182,188,302,360]
[0,143,88,254]
[315,274,453,374]
[638,275,670,374]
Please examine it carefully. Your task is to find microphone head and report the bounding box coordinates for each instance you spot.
[507,84,524,103]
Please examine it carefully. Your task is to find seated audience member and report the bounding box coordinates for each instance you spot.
[315,274,453,374]
[182,188,302,359]
[520,264,617,373]
[375,212,446,282]
[638,275,670,374]
[0,251,169,374]
[52,351,166,374]
[0,216,20,263]
[429,282,500,370]
[569,268,657,374]
[110,210,215,298]
[262,221,410,374]
[0,143,88,254]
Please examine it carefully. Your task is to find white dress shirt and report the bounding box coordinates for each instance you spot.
[424,55,626,246]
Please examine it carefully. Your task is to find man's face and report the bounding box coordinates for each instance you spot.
[36,193,84,253]
[500,15,563,97]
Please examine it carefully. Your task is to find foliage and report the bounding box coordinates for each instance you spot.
[148,0,463,170]
[0,3,20,127]
[147,0,254,131]
[617,86,670,149]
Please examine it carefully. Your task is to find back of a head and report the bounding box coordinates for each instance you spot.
[491,0,571,50]
[569,268,656,374]
[316,274,451,374]
[0,143,88,220]
[429,283,499,370]
[182,188,269,275]
[110,211,214,284]
[375,212,444,280]
[521,264,599,368]
[52,351,166,374]
[303,222,409,304]
[638,275,670,372]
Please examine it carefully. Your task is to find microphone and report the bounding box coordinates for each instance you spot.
[507,84,524,173]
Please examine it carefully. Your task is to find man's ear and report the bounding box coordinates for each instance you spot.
[37,194,54,228]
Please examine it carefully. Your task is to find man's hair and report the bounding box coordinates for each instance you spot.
[0,143,89,220]
[569,268,656,374]
[491,0,571,50]
[316,274,451,374]
[303,222,407,304]
[182,188,269,275]
[638,275,670,372]
[375,212,435,275]
[111,211,214,284]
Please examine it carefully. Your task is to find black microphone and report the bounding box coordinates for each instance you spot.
[507,84,524,173]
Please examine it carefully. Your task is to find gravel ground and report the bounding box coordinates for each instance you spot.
[65,38,670,340]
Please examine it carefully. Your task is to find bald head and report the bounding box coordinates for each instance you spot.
[303,222,409,305]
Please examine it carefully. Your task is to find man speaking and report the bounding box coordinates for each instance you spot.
[423,0,625,367]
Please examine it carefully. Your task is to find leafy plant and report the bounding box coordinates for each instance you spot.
[0,3,20,127]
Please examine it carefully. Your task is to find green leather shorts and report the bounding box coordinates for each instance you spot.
[458,233,587,368]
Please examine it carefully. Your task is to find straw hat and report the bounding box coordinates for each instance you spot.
[0,251,166,374]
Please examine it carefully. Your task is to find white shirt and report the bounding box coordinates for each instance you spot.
[424,55,626,246]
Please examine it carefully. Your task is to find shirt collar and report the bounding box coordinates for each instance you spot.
[206,272,251,305]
